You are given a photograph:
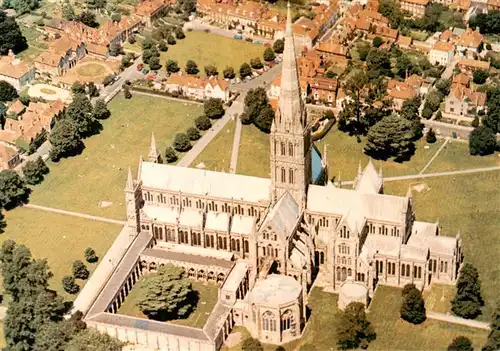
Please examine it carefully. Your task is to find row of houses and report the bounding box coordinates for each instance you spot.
[429,27,485,66]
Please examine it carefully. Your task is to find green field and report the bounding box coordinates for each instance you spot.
[17,25,47,64]
[368,286,488,350]
[161,31,265,73]
[28,95,203,220]
[424,141,500,173]
[236,125,270,178]
[118,280,219,328]
[1,207,120,300]
[191,119,235,172]
[384,171,500,319]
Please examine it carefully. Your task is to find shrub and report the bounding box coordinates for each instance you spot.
[273,39,284,54]
[124,86,132,99]
[426,128,436,143]
[250,57,263,69]
[72,260,90,280]
[469,126,496,156]
[84,247,98,263]
[165,146,178,163]
[241,338,263,351]
[173,133,191,152]
[195,115,211,130]
[400,284,426,324]
[204,98,225,119]
[240,63,252,78]
[187,127,201,140]
[263,47,275,62]
[223,66,235,79]
[447,336,473,351]
[158,39,168,52]
[62,276,80,294]
[22,156,49,185]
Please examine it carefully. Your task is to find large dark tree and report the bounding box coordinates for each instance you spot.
[49,119,83,161]
[0,12,28,54]
[166,59,180,73]
[239,63,252,78]
[204,98,225,119]
[366,48,392,79]
[65,94,97,138]
[173,133,191,152]
[241,87,271,130]
[72,260,90,280]
[223,66,235,79]
[254,106,275,133]
[483,303,500,351]
[92,99,111,120]
[65,329,123,351]
[448,336,473,351]
[473,69,489,85]
[195,115,211,131]
[0,80,18,102]
[470,11,500,34]
[400,95,423,139]
[451,263,484,319]
[400,284,426,324]
[273,39,284,54]
[135,264,194,320]
[263,47,275,62]
[336,302,376,349]
[483,88,500,133]
[364,114,415,161]
[0,170,30,210]
[185,60,199,75]
[204,65,218,77]
[22,156,49,185]
[78,11,98,28]
[469,126,496,156]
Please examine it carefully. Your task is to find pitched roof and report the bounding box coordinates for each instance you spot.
[432,40,454,52]
[316,41,348,57]
[456,27,483,48]
[355,160,382,194]
[452,72,470,86]
[7,100,26,115]
[0,53,33,79]
[449,84,486,107]
[261,191,300,241]
[167,75,229,91]
[402,0,429,5]
[458,58,490,70]
[0,143,20,167]
[396,35,412,47]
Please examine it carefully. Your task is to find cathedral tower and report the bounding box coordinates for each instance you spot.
[270,3,312,210]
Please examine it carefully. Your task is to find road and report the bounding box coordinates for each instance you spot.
[23,204,126,225]
[418,137,449,175]
[427,311,490,330]
[177,63,282,167]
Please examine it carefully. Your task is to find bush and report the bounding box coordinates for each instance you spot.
[195,115,211,130]
[223,66,235,79]
[158,39,168,52]
[124,86,132,99]
[72,260,90,280]
[84,247,98,263]
[263,47,275,62]
[22,156,49,185]
[426,128,436,143]
[187,127,201,140]
[447,336,473,351]
[273,39,284,54]
[204,98,225,119]
[240,63,252,78]
[165,146,178,163]
[400,284,426,324]
[185,60,199,74]
[469,126,496,156]
[62,276,79,294]
[173,133,191,152]
[250,57,263,69]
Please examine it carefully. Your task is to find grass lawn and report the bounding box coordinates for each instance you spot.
[191,119,235,172]
[424,141,500,173]
[160,31,265,73]
[236,125,270,178]
[28,95,203,220]
[118,280,218,328]
[423,284,456,314]
[384,171,500,319]
[76,63,107,77]
[368,286,488,350]
[410,30,429,41]
[0,207,121,300]
[17,26,47,64]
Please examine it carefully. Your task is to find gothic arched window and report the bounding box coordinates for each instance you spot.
[288,142,294,157]
[281,167,286,183]
[289,168,294,184]
[281,142,285,156]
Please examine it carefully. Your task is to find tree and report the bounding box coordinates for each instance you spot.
[92,99,111,120]
[65,93,95,138]
[166,34,176,45]
[241,337,263,351]
[185,60,199,74]
[435,78,452,96]
[123,86,132,99]
[0,12,28,55]
[166,59,180,73]
[255,107,274,133]
[473,69,489,84]
[0,170,30,210]
[84,247,98,263]
[164,146,178,163]
[49,120,83,161]
[62,3,76,20]
[149,56,162,70]
[66,329,122,351]
[111,13,121,22]
[400,284,426,324]
[175,27,185,39]
[204,98,225,119]
[366,48,392,79]
[72,260,90,280]
[173,133,191,152]
[451,263,484,319]
[263,47,275,62]
[0,81,18,102]
[242,87,270,126]
[62,276,80,294]
[395,54,413,78]
[204,65,218,77]
[364,114,415,161]
[223,66,235,79]
[158,39,168,52]
[71,81,86,95]
[400,95,422,139]
[135,264,194,320]
[240,63,252,78]
[273,39,284,54]
[483,88,500,133]
[483,303,500,351]
[86,82,99,97]
[78,11,98,27]
[142,37,156,50]
[22,156,49,185]
[426,128,437,143]
[469,126,496,156]
[448,336,473,351]
[250,57,263,69]
[195,115,211,130]
[336,302,376,349]
[372,36,383,48]
[186,127,201,141]
[357,42,371,61]
[472,116,480,127]
[379,0,403,28]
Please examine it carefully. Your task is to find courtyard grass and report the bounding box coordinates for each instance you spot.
[75,63,107,77]
[191,119,236,172]
[368,286,488,350]
[160,31,265,74]
[383,171,500,319]
[118,280,219,328]
[28,94,203,220]
[0,207,121,301]
[236,125,270,178]
[423,284,456,314]
[424,140,500,173]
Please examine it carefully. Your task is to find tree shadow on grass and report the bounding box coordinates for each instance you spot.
[144,289,200,322]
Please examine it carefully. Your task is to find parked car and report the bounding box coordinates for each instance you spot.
[234,34,243,40]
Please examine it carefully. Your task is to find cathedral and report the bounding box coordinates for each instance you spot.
[93,4,463,348]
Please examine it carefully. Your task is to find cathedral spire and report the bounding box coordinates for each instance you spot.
[277,2,305,132]
[125,167,134,191]
[148,132,160,163]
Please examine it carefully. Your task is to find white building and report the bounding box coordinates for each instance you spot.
[0,51,36,91]
[429,41,455,66]
[165,75,230,102]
